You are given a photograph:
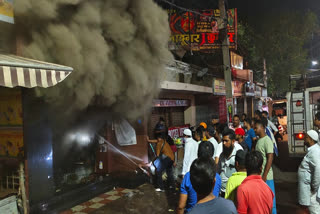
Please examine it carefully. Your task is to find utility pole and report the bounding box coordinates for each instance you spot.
[263,58,267,87]
[219,0,233,124]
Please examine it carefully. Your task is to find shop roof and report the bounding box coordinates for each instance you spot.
[0,54,73,88]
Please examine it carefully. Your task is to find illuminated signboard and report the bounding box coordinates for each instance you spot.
[168,8,237,51]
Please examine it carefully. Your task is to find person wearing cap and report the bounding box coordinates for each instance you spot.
[235,128,249,152]
[225,150,247,203]
[313,112,320,204]
[199,122,208,141]
[177,141,222,214]
[298,130,320,214]
[182,129,199,177]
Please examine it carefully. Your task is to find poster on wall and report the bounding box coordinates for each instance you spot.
[0,130,24,158]
[168,8,237,51]
[0,89,23,126]
[0,0,14,24]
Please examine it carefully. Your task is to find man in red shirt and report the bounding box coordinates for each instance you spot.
[237,151,274,214]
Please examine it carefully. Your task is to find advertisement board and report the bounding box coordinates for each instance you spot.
[0,0,14,24]
[168,8,237,51]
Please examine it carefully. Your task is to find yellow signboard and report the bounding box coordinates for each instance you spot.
[0,0,14,24]
[0,130,24,158]
[0,88,23,126]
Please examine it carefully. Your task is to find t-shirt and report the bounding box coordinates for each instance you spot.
[180,172,222,212]
[182,138,199,175]
[218,144,244,192]
[225,171,247,202]
[237,175,274,214]
[208,137,219,158]
[244,128,256,150]
[189,197,237,214]
[255,136,274,180]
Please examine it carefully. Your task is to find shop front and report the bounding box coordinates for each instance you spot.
[0,54,73,213]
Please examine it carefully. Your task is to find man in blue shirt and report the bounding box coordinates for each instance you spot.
[243,118,257,151]
[188,157,237,214]
[177,141,222,213]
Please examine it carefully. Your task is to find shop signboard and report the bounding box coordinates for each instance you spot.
[168,8,237,51]
[245,82,255,97]
[262,88,268,97]
[168,125,190,139]
[0,89,23,126]
[0,130,24,158]
[0,0,14,24]
[213,78,226,95]
[153,99,189,107]
[232,81,244,97]
[255,85,262,97]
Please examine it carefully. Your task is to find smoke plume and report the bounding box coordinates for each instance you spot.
[14,0,173,119]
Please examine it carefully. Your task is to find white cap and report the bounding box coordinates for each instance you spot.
[307,130,319,142]
[183,129,192,137]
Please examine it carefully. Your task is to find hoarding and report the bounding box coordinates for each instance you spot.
[168,8,237,51]
[0,0,14,24]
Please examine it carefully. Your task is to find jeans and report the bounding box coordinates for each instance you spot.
[153,155,174,189]
[266,179,277,214]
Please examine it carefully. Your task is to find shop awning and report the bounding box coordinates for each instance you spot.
[0,54,73,88]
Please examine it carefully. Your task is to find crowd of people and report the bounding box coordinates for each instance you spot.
[146,111,320,214]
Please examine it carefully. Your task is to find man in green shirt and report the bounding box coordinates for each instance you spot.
[254,119,277,214]
[225,150,247,203]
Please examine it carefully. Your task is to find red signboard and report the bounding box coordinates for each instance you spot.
[153,99,189,107]
[168,125,190,139]
[168,8,237,51]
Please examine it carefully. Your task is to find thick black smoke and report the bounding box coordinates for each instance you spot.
[15,0,173,119]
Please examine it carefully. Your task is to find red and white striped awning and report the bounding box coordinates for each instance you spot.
[0,54,73,88]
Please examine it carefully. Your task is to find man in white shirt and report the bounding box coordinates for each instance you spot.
[218,129,243,197]
[206,126,219,158]
[182,129,199,176]
[298,130,320,214]
[313,112,320,204]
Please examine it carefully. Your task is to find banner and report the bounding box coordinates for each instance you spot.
[0,0,14,24]
[168,125,190,139]
[168,8,237,51]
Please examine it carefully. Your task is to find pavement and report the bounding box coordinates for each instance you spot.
[58,164,304,214]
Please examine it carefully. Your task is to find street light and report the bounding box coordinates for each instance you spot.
[312,60,318,66]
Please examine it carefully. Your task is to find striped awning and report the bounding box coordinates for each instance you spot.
[0,54,73,88]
